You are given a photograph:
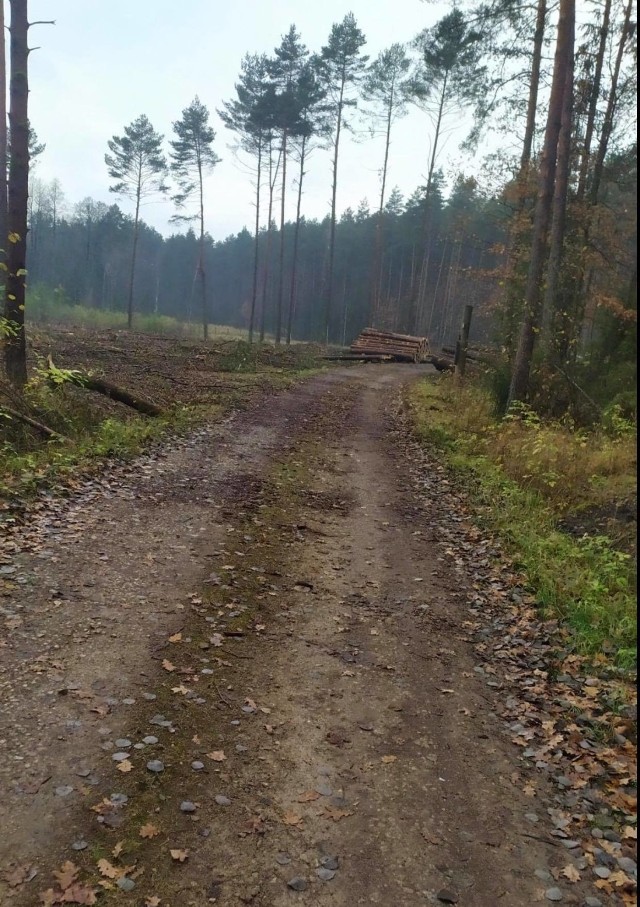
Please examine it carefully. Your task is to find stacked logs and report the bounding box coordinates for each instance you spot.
[350,328,430,362]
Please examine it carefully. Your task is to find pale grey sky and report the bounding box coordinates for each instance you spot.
[20,0,501,239]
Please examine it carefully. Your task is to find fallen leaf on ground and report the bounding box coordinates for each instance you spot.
[561,865,581,882]
[240,816,265,835]
[169,849,189,863]
[139,823,161,839]
[97,860,123,880]
[381,755,397,764]
[53,862,79,891]
[161,659,176,672]
[145,898,161,907]
[623,826,637,839]
[112,842,123,858]
[322,806,353,821]
[60,883,97,904]
[282,811,303,826]
[171,684,190,695]
[2,864,35,888]
[297,790,320,802]
[116,759,133,773]
[168,633,182,643]
[207,750,226,762]
[210,633,223,646]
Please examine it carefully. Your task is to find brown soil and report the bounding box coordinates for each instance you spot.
[0,365,626,906]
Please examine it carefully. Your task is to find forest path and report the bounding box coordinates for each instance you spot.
[0,367,591,906]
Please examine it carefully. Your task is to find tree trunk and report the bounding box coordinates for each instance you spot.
[589,0,632,206]
[287,135,306,345]
[576,0,611,201]
[0,1,7,260]
[248,135,262,344]
[542,30,575,356]
[275,130,287,345]
[4,0,29,386]
[259,141,279,343]
[369,88,394,325]
[324,74,346,345]
[197,158,208,340]
[126,187,141,330]
[508,0,576,407]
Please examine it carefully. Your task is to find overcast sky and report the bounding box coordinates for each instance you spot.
[22,0,495,240]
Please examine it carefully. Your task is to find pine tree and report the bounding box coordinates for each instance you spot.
[105,114,168,329]
[319,13,368,343]
[170,97,220,340]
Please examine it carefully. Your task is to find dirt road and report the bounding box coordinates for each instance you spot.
[0,367,613,906]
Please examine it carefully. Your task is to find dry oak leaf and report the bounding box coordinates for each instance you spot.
[97,859,123,880]
[168,633,182,643]
[169,849,189,863]
[139,823,161,839]
[112,842,123,859]
[53,862,79,891]
[561,865,581,883]
[297,790,320,803]
[2,864,34,888]
[171,684,190,695]
[381,755,397,764]
[116,759,133,773]
[241,816,266,835]
[322,806,353,822]
[145,898,161,907]
[282,811,303,827]
[60,883,97,905]
[161,659,176,672]
[622,826,637,839]
[39,890,60,907]
[207,750,226,762]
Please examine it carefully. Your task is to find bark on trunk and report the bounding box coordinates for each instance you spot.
[0,1,7,261]
[4,0,29,386]
[126,187,141,330]
[508,0,576,407]
[275,130,287,345]
[576,0,611,201]
[198,157,208,341]
[369,86,394,325]
[324,73,346,345]
[248,135,262,344]
[286,135,306,345]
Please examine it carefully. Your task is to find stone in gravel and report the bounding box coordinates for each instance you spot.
[535,870,553,882]
[115,739,132,748]
[560,840,580,849]
[591,828,604,839]
[320,856,339,871]
[275,853,291,866]
[230,720,241,726]
[116,877,135,892]
[603,830,621,842]
[585,898,603,907]
[315,782,333,797]
[191,761,205,771]
[55,785,73,797]
[143,692,157,701]
[133,743,145,750]
[143,736,159,745]
[316,868,336,881]
[122,698,135,705]
[215,795,231,806]
[524,813,539,823]
[593,867,610,879]
[437,890,459,904]
[545,889,563,902]
[146,760,164,773]
[110,793,128,805]
[236,744,248,753]
[111,752,130,762]
[287,877,308,891]
[149,715,168,727]
[617,857,636,874]
[76,768,91,778]
[71,840,88,851]
[180,801,197,813]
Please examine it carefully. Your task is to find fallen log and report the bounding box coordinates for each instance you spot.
[0,404,68,440]
[427,355,454,373]
[47,356,163,416]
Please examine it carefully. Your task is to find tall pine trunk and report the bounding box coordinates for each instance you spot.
[324,74,346,344]
[248,135,262,344]
[0,1,7,261]
[508,0,576,407]
[4,0,29,386]
[126,187,141,330]
[275,130,287,345]
[197,158,208,341]
[287,135,307,345]
[369,87,394,326]
[259,140,280,342]
[576,0,611,201]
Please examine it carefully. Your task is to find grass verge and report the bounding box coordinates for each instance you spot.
[408,376,637,670]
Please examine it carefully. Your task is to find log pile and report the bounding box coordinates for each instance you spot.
[350,328,430,362]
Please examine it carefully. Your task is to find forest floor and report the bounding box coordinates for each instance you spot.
[0,358,636,907]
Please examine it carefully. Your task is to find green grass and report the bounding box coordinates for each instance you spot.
[26,286,254,340]
[408,377,637,669]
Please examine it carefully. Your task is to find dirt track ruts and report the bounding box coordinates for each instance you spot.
[0,366,601,906]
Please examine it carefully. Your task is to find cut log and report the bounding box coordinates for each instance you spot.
[350,328,430,363]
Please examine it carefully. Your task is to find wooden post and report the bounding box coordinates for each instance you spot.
[455,304,473,377]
